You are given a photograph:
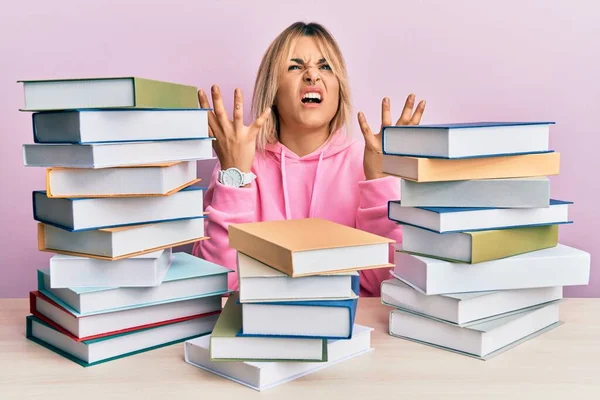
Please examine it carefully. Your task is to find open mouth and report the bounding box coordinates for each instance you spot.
[301,92,322,104]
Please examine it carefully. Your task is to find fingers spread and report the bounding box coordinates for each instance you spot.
[358,112,373,137]
[396,93,415,125]
[211,84,231,129]
[249,107,271,139]
[198,89,220,138]
[409,100,426,125]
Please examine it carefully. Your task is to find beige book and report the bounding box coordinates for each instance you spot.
[228,218,394,277]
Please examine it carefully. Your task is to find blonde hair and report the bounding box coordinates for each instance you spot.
[251,22,352,152]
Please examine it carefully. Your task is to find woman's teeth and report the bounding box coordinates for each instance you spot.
[302,93,322,103]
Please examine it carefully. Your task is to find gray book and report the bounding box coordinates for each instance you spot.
[400,177,550,208]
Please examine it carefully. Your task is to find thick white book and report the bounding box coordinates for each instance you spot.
[398,177,551,208]
[27,313,218,367]
[34,186,204,231]
[392,244,590,295]
[381,278,563,326]
[32,109,208,143]
[237,252,358,303]
[382,122,552,158]
[49,249,172,288]
[46,161,198,198]
[38,252,231,315]
[32,289,222,339]
[389,199,571,233]
[23,138,215,168]
[184,324,373,391]
[38,217,206,260]
[389,302,561,360]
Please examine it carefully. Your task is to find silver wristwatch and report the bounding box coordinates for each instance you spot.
[218,167,256,188]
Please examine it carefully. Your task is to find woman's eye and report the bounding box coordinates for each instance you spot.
[320,64,332,70]
[288,65,300,71]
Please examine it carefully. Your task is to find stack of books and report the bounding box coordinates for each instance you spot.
[379,121,591,360]
[184,217,391,391]
[19,76,232,366]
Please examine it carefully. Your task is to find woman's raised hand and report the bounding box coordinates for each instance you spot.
[198,85,271,173]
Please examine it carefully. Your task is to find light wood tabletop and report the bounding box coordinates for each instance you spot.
[1,297,599,399]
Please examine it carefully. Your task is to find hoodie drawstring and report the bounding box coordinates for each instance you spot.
[280,146,324,220]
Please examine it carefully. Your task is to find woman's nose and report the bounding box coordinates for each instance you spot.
[304,67,320,84]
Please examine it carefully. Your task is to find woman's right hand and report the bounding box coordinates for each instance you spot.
[198,85,271,173]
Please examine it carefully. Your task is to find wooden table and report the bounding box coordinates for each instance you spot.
[1,298,599,399]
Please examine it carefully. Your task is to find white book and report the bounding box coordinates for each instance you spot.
[32,109,208,143]
[237,252,358,303]
[392,244,590,295]
[49,249,172,288]
[33,290,221,339]
[39,217,206,259]
[34,186,204,231]
[382,122,552,158]
[389,302,561,360]
[184,324,373,391]
[38,252,231,315]
[27,313,218,367]
[241,298,357,339]
[389,199,571,233]
[46,161,198,198]
[23,138,215,168]
[398,177,551,208]
[381,278,563,326]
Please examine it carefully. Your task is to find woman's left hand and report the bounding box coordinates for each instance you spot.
[358,94,426,180]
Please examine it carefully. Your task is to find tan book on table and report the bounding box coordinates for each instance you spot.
[228,218,394,277]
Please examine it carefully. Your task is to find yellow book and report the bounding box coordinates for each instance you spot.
[400,224,559,263]
[382,152,560,182]
[19,76,199,111]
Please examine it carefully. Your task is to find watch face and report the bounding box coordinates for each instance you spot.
[223,169,243,186]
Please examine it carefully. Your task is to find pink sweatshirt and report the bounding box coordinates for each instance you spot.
[191,130,402,296]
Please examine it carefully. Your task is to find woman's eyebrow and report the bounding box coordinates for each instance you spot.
[289,58,327,64]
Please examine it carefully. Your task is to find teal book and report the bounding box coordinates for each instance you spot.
[38,252,232,316]
[26,313,217,367]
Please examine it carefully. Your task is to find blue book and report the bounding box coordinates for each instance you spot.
[38,252,232,316]
[382,121,554,159]
[388,199,573,233]
[237,296,359,340]
[33,186,205,232]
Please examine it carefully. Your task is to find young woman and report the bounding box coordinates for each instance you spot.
[192,21,426,296]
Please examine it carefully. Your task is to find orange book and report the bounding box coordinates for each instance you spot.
[228,218,394,277]
[382,152,560,182]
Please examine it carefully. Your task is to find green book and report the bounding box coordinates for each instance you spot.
[401,224,559,263]
[19,76,199,111]
[210,292,328,362]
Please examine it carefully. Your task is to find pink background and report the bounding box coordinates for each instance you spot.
[1,0,598,297]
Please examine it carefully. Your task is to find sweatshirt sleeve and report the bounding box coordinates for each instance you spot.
[191,162,257,291]
[355,174,402,297]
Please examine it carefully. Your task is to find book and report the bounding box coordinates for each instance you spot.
[400,224,559,263]
[19,76,199,111]
[238,252,359,303]
[382,122,552,158]
[381,278,563,326]
[33,186,204,231]
[26,313,217,367]
[389,302,561,360]
[382,152,560,182]
[45,161,200,198]
[32,109,209,144]
[228,218,393,277]
[37,252,232,314]
[392,244,590,295]
[38,217,207,260]
[49,248,172,288]
[388,199,572,234]
[30,290,221,340]
[22,138,215,168]
[184,324,374,391]
[210,292,327,362]
[240,297,358,339]
[397,177,551,208]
